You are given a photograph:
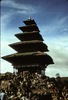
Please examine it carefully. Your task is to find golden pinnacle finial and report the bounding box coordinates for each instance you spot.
[28,17,32,20]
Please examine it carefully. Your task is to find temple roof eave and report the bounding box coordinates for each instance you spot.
[15,31,39,35]
[19,24,40,32]
[23,18,37,25]
[9,40,43,45]
[9,41,49,52]
[15,32,44,41]
[2,52,54,66]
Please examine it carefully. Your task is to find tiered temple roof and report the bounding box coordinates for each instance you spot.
[9,40,48,52]
[2,18,54,72]
[15,31,44,41]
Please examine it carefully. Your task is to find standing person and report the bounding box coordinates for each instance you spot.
[0,89,5,100]
[0,89,7,100]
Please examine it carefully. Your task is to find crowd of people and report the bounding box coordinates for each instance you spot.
[0,71,68,100]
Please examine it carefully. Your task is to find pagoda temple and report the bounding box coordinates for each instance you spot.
[2,18,54,74]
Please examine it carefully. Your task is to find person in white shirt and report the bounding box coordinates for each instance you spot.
[0,89,6,100]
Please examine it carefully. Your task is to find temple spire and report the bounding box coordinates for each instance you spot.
[2,18,54,73]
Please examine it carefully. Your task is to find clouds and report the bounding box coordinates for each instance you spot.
[46,66,68,78]
[44,35,68,77]
[1,0,38,15]
[1,59,13,73]
[1,0,39,33]
[41,12,68,77]
[1,38,13,73]
[46,35,68,64]
[40,15,68,38]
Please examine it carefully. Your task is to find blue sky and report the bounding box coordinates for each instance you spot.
[1,0,68,77]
